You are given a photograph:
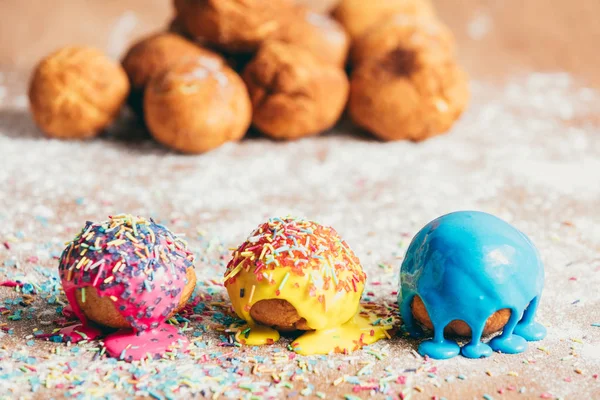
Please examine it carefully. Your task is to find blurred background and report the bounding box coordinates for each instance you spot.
[1,0,599,87]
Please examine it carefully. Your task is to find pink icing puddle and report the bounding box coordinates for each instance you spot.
[103,324,188,361]
[55,322,189,361]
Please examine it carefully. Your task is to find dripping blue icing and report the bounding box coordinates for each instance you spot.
[399,211,546,360]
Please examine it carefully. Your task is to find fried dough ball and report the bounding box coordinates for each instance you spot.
[351,15,455,67]
[243,41,349,140]
[348,45,469,141]
[144,57,252,153]
[277,7,350,67]
[333,0,435,40]
[175,0,294,52]
[29,47,129,139]
[122,33,222,115]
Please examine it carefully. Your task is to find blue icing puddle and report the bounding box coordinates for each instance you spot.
[399,211,546,359]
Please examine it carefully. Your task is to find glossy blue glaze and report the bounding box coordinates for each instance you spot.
[399,211,546,360]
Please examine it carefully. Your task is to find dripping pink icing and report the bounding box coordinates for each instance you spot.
[57,215,193,361]
[61,304,76,320]
[57,324,102,343]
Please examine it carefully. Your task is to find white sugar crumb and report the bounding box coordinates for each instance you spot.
[468,11,493,40]
[185,59,230,87]
[306,11,332,28]
[197,56,223,71]
[0,71,599,399]
[107,11,139,59]
[187,67,209,80]
[305,11,346,44]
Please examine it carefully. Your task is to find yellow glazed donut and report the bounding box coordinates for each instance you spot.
[224,217,392,355]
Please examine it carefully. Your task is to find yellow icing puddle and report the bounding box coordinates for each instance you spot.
[235,322,280,346]
[291,312,392,355]
[234,311,393,355]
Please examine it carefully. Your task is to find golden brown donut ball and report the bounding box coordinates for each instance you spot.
[243,41,349,140]
[277,7,350,67]
[294,0,341,13]
[122,33,222,115]
[411,296,511,337]
[348,46,469,142]
[333,0,435,40]
[75,267,197,329]
[28,47,129,139]
[144,57,252,154]
[175,0,294,52]
[351,15,455,67]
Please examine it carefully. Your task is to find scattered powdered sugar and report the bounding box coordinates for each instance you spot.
[468,10,493,40]
[305,11,347,45]
[186,67,210,81]
[184,57,230,87]
[0,72,599,398]
[106,11,139,59]
[198,56,224,71]
[306,11,334,29]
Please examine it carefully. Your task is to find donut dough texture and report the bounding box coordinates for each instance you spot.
[412,295,511,337]
[144,57,252,153]
[175,0,294,52]
[122,33,222,116]
[333,0,435,40]
[75,267,197,329]
[348,45,469,141]
[243,41,349,140]
[276,7,350,67]
[28,47,129,139]
[250,299,311,331]
[351,15,455,67]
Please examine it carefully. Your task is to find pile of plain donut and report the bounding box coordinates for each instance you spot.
[28,0,469,153]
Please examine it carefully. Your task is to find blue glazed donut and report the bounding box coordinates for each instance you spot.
[399,211,547,359]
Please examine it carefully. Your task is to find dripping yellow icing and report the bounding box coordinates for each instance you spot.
[224,217,391,354]
[235,322,279,346]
